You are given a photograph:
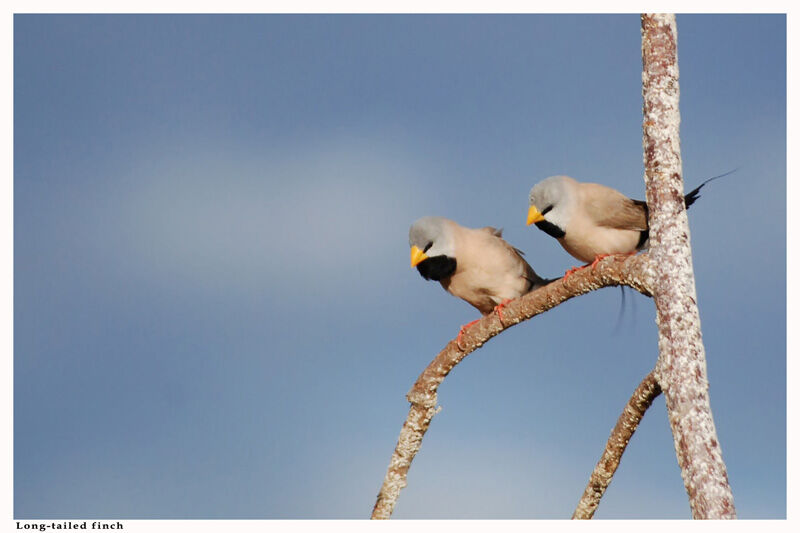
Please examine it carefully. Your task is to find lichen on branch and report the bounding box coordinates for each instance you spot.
[641,13,736,519]
[372,253,654,519]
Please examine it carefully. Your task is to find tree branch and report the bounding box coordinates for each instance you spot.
[371,253,654,519]
[572,371,662,519]
[641,13,736,519]
[373,15,737,519]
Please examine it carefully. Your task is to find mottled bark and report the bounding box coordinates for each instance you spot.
[641,13,736,519]
[372,254,654,519]
[573,371,662,519]
[373,14,736,520]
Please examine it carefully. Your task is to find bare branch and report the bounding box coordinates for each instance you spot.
[371,253,654,519]
[572,371,662,519]
[641,13,736,519]
[374,15,737,519]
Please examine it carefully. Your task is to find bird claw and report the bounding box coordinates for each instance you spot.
[493,299,513,325]
[563,264,588,279]
[456,318,481,350]
[564,252,635,280]
[590,254,613,271]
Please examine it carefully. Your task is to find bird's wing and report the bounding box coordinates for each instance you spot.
[445,226,544,313]
[478,229,545,291]
[479,226,503,237]
[580,183,648,231]
[478,225,530,256]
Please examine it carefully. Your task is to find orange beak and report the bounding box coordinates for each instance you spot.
[527,205,545,225]
[410,245,428,267]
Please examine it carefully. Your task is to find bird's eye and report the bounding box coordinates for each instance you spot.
[423,242,433,253]
[541,205,553,215]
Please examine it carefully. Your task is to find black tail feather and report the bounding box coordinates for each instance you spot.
[526,274,559,292]
[684,167,739,208]
[613,285,639,335]
[613,285,627,335]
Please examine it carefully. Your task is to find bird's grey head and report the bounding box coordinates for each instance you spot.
[409,216,456,259]
[527,175,576,238]
[408,216,458,280]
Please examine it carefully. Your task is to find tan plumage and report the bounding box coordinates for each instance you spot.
[409,216,548,314]
[527,174,725,264]
[580,183,648,231]
[526,176,650,263]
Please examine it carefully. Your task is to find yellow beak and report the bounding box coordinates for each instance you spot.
[527,205,545,225]
[410,245,429,267]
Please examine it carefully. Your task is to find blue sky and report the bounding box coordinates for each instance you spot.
[14,14,785,519]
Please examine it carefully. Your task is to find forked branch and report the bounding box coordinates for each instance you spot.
[373,14,736,519]
[371,253,655,519]
[641,13,736,518]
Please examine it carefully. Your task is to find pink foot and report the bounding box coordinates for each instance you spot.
[564,252,637,280]
[563,264,589,279]
[456,318,481,349]
[493,298,513,324]
[590,253,614,271]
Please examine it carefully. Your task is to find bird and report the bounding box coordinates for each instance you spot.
[408,216,550,338]
[525,172,731,269]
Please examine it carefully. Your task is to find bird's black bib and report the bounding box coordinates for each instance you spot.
[416,255,457,281]
[535,220,566,239]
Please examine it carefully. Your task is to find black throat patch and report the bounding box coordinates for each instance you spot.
[535,220,566,239]
[416,255,457,281]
